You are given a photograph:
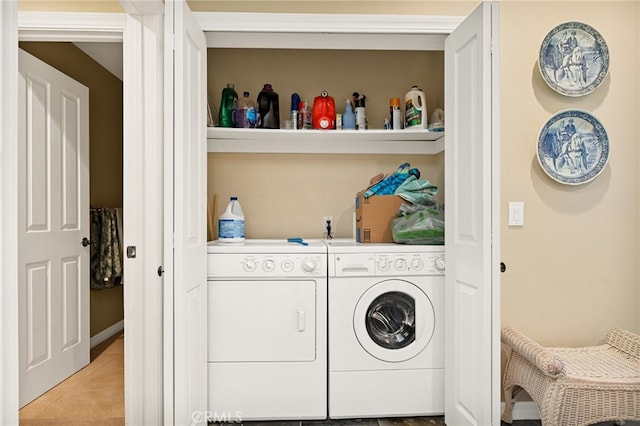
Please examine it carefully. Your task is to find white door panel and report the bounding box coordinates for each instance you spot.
[444,2,498,425]
[18,49,90,407]
[165,1,207,424]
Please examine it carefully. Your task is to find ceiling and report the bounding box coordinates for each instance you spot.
[73,42,123,81]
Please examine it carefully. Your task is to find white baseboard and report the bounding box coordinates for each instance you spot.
[501,401,541,420]
[90,319,124,348]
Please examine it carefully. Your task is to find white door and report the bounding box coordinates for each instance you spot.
[164,0,208,424]
[18,49,90,407]
[444,2,500,426]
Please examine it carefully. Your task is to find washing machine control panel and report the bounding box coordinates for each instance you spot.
[333,252,444,276]
[374,253,444,275]
[209,253,326,277]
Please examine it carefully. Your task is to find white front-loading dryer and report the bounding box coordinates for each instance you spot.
[326,240,445,419]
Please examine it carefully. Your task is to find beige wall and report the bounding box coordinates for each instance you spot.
[19,42,124,337]
[499,1,640,345]
[207,47,445,239]
[18,1,123,12]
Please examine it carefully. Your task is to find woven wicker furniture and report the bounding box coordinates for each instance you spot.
[501,326,640,426]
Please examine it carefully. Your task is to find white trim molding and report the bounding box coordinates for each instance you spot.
[90,320,125,348]
[196,12,462,51]
[194,12,462,34]
[0,0,19,424]
[18,12,126,42]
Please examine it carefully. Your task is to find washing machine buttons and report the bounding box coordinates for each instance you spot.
[394,258,407,271]
[410,258,424,271]
[281,259,294,272]
[434,256,445,271]
[262,259,275,272]
[242,259,257,272]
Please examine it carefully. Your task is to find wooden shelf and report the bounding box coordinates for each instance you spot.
[207,127,444,154]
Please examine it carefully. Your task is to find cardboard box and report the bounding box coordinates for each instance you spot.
[355,194,404,243]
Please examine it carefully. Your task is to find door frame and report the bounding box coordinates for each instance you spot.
[1,6,164,424]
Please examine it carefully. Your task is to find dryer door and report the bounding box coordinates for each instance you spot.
[209,279,317,362]
[353,279,435,362]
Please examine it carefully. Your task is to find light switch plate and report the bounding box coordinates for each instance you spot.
[508,202,524,226]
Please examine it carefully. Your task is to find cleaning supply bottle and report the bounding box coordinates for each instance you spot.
[218,196,245,243]
[290,92,300,130]
[218,83,238,128]
[299,100,313,130]
[389,97,402,130]
[404,85,428,129]
[235,91,258,128]
[342,99,356,130]
[257,84,280,129]
[312,91,336,129]
[354,92,367,130]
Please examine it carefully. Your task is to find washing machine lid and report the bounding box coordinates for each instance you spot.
[208,238,326,254]
[353,279,435,362]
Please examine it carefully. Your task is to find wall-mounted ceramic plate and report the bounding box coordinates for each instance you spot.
[538,21,609,97]
[537,109,609,185]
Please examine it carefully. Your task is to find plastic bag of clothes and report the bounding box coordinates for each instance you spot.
[391,205,444,245]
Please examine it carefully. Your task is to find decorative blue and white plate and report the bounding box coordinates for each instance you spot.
[539,22,609,97]
[537,110,609,185]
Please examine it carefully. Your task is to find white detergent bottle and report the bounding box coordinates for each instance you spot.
[218,196,245,243]
[404,85,428,129]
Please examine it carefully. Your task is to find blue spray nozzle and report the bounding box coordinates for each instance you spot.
[291,93,301,112]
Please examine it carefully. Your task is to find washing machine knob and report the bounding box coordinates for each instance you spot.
[410,258,424,271]
[394,258,407,271]
[262,259,275,272]
[377,259,391,272]
[302,258,317,273]
[242,259,257,272]
[435,256,445,271]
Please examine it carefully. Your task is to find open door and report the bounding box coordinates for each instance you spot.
[444,2,500,426]
[18,49,90,407]
[164,0,208,424]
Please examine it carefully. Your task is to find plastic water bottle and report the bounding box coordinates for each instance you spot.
[405,85,428,129]
[219,83,238,128]
[235,91,258,128]
[218,197,245,243]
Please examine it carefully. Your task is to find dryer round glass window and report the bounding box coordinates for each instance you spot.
[365,291,415,350]
[353,279,436,362]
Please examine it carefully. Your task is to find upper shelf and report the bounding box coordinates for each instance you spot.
[207,127,444,154]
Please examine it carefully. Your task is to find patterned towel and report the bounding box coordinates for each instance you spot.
[363,163,420,198]
[90,208,123,289]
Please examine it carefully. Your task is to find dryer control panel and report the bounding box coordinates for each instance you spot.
[209,253,327,278]
[332,252,444,277]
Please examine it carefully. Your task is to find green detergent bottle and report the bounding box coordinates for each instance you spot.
[218,83,238,128]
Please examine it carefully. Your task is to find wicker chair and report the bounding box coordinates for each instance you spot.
[501,326,640,426]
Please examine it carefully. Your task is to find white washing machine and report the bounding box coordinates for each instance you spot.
[207,239,327,421]
[326,240,445,419]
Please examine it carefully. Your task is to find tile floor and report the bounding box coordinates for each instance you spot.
[18,334,635,426]
[18,331,124,426]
